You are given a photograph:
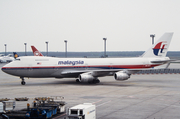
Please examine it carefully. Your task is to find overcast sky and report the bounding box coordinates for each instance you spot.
[0,0,180,52]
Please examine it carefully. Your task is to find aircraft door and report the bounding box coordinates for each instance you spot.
[109,63,113,69]
[143,59,150,68]
[28,64,33,77]
[85,63,88,70]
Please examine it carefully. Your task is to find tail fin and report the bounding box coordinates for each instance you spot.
[31,46,44,56]
[141,32,173,57]
[13,52,19,59]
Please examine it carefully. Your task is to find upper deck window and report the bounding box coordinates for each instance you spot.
[35,59,49,61]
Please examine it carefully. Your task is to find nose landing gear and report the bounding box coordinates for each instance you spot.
[20,77,26,85]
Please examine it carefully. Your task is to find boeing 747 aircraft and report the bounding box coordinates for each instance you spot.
[2,33,173,85]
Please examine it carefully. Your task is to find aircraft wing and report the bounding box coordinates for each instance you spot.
[60,70,86,77]
[60,69,142,78]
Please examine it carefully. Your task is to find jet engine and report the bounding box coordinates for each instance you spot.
[78,73,95,83]
[114,71,130,81]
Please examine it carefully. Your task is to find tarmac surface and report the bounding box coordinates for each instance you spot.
[0,63,180,119]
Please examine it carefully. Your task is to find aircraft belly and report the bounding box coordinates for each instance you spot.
[27,69,55,77]
[2,68,55,78]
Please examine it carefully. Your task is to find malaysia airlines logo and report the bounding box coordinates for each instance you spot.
[58,60,84,66]
[153,41,167,56]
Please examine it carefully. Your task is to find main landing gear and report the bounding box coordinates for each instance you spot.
[76,79,80,83]
[92,79,100,84]
[75,79,100,84]
[20,77,26,85]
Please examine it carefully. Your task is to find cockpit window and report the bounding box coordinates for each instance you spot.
[35,59,49,61]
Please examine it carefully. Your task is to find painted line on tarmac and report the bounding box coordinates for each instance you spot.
[0,80,20,84]
[96,100,112,107]
[92,99,103,104]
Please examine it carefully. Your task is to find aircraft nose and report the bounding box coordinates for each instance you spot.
[1,67,4,71]
[1,66,7,73]
[1,64,12,74]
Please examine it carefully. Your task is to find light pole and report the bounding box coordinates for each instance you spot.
[24,43,27,56]
[45,41,48,56]
[4,44,7,56]
[150,34,155,45]
[103,38,107,57]
[64,40,67,58]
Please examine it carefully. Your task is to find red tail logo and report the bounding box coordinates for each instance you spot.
[153,42,167,56]
[31,46,44,56]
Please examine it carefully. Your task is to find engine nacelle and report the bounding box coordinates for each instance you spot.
[78,73,95,83]
[114,71,130,81]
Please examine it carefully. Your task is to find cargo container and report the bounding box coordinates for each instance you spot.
[68,103,95,119]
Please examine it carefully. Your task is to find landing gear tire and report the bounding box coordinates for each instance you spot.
[95,79,100,83]
[21,81,26,85]
[76,79,80,83]
[20,77,26,85]
[91,79,100,84]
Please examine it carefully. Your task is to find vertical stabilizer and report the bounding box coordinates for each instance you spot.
[13,52,19,59]
[31,46,44,56]
[141,33,173,57]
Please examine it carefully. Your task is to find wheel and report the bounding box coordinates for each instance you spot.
[95,79,100,83]
[91,79,100,84]
[20,77,26,85]
[76,79,80,82]
[21,81,26,85]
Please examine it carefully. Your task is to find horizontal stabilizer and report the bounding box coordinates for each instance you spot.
[151,59,176,64]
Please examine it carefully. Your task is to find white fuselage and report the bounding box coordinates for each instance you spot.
[2,56,169,78]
